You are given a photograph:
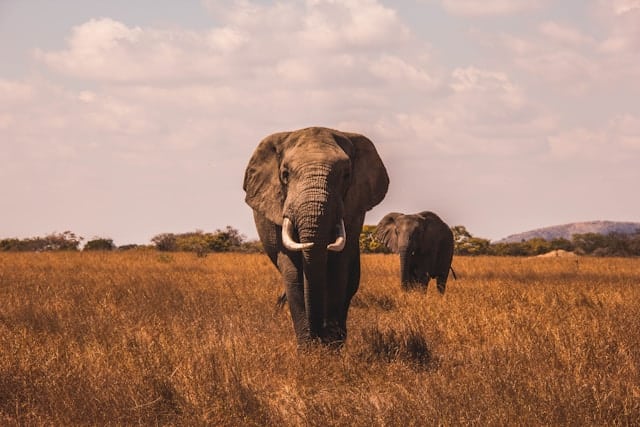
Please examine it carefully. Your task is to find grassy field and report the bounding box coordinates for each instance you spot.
[0,251,638,425]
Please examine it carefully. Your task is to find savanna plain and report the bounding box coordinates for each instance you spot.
[0,251,639,425]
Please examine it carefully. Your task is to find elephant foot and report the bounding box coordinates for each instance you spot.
[295,334,344,353]
[402,281,425,292]
[294,322,346,351]
[295,336,322,353]
[321,324,346,350]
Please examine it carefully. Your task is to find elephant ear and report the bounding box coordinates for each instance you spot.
[417,211,442,223]
[375,212,402,253]
[243,131,292,225]
[342,132,389,217]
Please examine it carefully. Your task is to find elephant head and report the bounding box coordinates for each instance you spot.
[243,127,389,345]
[376,211,454,293]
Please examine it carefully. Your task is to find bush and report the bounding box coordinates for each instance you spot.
[0,231,83,252]
[360,225,390,253]
[239,240,263,253]
[151,233,178,252]
[150,227,247,254]
[84,238,115,251]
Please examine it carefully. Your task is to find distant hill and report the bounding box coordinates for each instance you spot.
[498,221,640,243]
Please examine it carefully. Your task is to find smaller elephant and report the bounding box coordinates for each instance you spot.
[375,211,455,293]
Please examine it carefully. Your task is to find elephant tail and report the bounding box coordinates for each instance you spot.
[450,266,458,280]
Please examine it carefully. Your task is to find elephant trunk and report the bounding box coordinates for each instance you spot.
[301,243,328,338]
[286,168,342,340]
[296,201,334,340]
[399,249,413,289]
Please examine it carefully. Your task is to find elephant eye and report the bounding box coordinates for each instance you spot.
[281,169,290,184]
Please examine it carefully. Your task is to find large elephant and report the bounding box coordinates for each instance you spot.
[243,127,389,346]
[375,211,454,293]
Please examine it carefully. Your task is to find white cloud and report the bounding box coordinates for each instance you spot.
[538,21,594,46]
[35,1,411,85]
[609,114,640,150]
[450,67,530,116]
[368,66,551,159]
[27,0,444,140]
[4,0,639,243]
[45,19,248,83]
[0,79,36,103]
[206,27,247,52]
[21,1,554,168]
[597,4,640,57]
[548,114,640,160]
[494,32,599,94]
[464,1,639,97]
[611,0,640,15]
[369,55,439,90]
[547,128,604,159]
[302,0,409,48]
[438,0,547,16]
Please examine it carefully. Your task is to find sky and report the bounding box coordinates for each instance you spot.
[1,0,639,245]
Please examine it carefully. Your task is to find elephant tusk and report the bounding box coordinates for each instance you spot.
[327,219,346,252]
[282,217,314,251]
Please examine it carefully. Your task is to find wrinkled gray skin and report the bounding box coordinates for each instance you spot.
[376,211,454,293]
[243,127,389,347]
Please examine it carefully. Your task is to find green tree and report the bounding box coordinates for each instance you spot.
[457,237,491,255]
[0,238,22,251]
[451,225,472,246]
[572,233,607,255]
[151,233,177,251]
[174,231,210,256]
[152,227,247,254]
[549,237,574,252]
[489,242,529,256]
[208,226,245,252]
[627,233,640,256]
[84,238,115,251]
[359,225,390,253]
[452,226,490,255]
[41,231,83,251]
[117,244,141,251]
[239,239,264,253]
[523,238,552,255]
[0,231,83,252]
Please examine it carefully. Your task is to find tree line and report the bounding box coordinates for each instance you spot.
[0,227,260,255]
[2,225,640,257]
[449,225,640,257]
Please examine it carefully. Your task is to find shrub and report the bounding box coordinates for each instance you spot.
[84,238,115,251]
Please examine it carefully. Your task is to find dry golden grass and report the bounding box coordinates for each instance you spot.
[0,252,638,425]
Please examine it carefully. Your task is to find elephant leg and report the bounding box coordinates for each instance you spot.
[434,262,449,294]
[410,257,430,290]
[422,272,431,290]
[340,253,361,342]
[254,213,290,308]
[419,253,438,291]
[410,266,425,289]
[253,211,279,266]
[277,251,309,345]
[345,252,360,309]
[406,255,422,289]
[323,252,351,346]
[435,239,454,295]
